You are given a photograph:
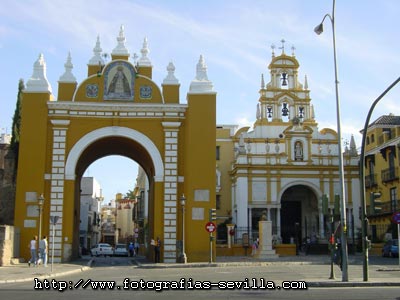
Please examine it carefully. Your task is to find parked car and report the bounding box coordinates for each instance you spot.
[114,243,129,257]
[90,243,114,257]
[382,239,399,257]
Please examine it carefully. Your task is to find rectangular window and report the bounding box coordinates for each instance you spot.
[216,146,220,160]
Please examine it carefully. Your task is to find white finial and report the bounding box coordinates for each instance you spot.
[112,25,129,56]
[59,52,76,82]
[163,61,179,85]
[261,74,265,89]
[138,37,152,66]
[304,74,308,90]
[196,55,208,81]
[311,104,315,119]
[189,55,214,93]
[89,35,104,65]
[350,135,357,156]
[26,53,52,93]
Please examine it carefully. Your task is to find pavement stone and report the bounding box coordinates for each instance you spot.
[0,254,398,287]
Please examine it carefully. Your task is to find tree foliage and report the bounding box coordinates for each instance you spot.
[125,189,135,199]
[10,79,24,156]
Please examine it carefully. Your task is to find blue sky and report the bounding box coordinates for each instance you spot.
[1,0,400,202]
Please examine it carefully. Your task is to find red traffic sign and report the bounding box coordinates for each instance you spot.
[205,222,216,233]
[392,212,400,224]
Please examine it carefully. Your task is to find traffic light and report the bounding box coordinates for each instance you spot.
[370,192,382,214]
[209,208,217,222]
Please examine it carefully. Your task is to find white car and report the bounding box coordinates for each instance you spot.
[114,244,129,256]
[90,243,114,257]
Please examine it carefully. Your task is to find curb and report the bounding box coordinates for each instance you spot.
[0,260,93,285]
[307,281,400,287]
[133,259,400,287]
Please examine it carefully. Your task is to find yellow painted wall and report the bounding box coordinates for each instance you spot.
[183,92,217,262]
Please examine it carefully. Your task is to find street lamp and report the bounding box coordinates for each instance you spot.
[315,0,349,281]
[180,194,187,263]
[38,194,45,242]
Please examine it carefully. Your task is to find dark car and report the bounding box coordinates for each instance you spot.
[382,239,399,257]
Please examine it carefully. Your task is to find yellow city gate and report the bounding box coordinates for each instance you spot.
[14,29,216,263]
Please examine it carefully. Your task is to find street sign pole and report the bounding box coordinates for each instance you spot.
[205,221,216,263]
[209,232,213,264]
[50,215,60,273]
[398,223,400,267]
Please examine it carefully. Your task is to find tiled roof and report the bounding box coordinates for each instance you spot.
[369,115,400,126]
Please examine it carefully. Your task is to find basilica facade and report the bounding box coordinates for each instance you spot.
[216,45,361,246]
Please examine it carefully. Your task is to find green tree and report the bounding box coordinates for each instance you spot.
[10,79,24,157]
[125,189,135,199]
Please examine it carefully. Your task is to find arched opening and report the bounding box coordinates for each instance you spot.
[280,185,319,246]
[71,136,155,259]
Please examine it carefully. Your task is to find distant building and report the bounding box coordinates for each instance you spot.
[79,177,102,250]
[133,166,149,246]
[115,193,135,244]
[0,133,11,145]
[363,114,400,241]
[100,199,117,246]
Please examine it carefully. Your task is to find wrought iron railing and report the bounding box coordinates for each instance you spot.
[365,173,378,188]
[381,167,399,183]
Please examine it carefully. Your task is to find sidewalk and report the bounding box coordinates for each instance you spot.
[0,258,92,284]
[133,254,400,287]
[0,255,399,287]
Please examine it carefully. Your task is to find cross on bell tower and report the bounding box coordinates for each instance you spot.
[279,39,285,54]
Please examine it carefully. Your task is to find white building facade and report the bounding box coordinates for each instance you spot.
[79,177,102,250]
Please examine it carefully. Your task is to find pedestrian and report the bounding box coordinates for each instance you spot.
[154,237,161,263]
[39,236,48,267]
[251,237,259,256]
[134,240,139,256]
[128,242,134,257]
[28,236,38,267]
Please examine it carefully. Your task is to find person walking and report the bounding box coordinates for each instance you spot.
[154,237,161,263]
[28,236,38,267]
[39,236,48,267]
[128,242,134,257]
[134,240,139,256]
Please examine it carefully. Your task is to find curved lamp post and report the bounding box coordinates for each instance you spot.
[315,0,349,281]
[359,76,400,281]
[180,194,187,263]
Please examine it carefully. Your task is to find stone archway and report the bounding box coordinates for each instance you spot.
[59,126,164,260]
[280,185,319,245]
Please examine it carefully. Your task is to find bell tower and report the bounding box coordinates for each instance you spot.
[256,39,315,127]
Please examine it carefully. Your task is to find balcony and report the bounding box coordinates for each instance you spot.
[381,167,399,183]
[365,173,378,188]
[367,199,400,217]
